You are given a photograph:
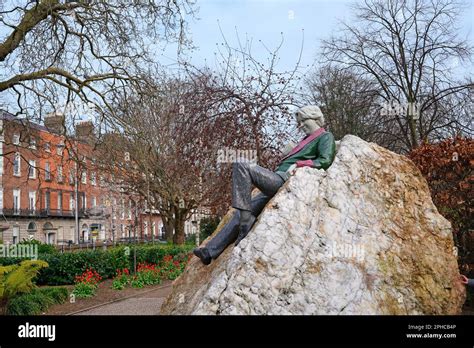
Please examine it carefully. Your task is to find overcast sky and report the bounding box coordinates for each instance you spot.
[1,0,472,115]
[159,0,473,74]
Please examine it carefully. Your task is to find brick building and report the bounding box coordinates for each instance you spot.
[0,110,163,245]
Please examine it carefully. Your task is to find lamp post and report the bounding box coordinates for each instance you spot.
[74,161,80,245]
[192,217,199,246]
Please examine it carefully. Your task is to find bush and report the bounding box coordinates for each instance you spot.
[36,248,130,285]
[408,137,473,266]
[38,287,68,303]
[0,260,49,313]
[38,244,192,286]
[18,239,58,254]
[0,243,193,286]
[6,287,68,315]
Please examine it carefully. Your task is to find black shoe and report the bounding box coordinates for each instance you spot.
[235,215,256,246]
[193,247,212,265]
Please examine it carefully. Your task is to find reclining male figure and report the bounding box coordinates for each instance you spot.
[193,105,336,265]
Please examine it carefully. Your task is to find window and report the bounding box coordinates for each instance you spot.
[13,152,20,176]
[81,171,87,184]
[152,222,156,237]
[13,189,20,215]
[28,160,36,179]
[128,200,132,219]
[69,193,74,211]
[120,198,125,219]
[57,192,62,211]
[144,221,148,236]
[44,142,51,153]
[13,226,20,245]
[56,143,64,155]
[90,172,96,186]
[12,134,20,145]
[112,198,117,218]
[57,166,63,182]
[82,193,87,209]
[44,191,50,211]
[29,138,36,150]
[69,169,74,185]
[45,162,51,181]
[120,224,124,237]
[28,191,36,213]
[99,175,105,187]
[0,189,3,214]
[92,196,97,207]
[124,152,130,162]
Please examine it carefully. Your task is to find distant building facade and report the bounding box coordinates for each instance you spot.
[0,110,162,245]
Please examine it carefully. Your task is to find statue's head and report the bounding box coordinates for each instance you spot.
[295,105,325,135]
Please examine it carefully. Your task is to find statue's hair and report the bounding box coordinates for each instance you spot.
[296,105,325,127]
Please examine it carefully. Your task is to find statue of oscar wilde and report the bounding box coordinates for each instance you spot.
[194,105,336,265]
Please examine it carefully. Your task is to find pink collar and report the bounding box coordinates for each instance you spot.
[280,128,326,161]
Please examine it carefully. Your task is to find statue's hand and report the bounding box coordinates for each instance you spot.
[281,141,296,156]
[286,163,297,176]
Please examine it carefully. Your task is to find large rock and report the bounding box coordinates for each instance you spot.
[161,135,465,315]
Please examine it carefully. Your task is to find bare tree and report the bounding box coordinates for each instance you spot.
[304,65,381,142]
[321,0,473,152]
[99,73,249,244]
[182,30,305,168]
[0,0,195,126]
[98,31,306,244]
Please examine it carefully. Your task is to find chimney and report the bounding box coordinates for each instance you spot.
[44,112,66,135]
[75,121,95,143]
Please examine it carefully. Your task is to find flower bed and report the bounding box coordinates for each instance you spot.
[72,269,102,298]
[111,254,191,290]
[0,243,194,286]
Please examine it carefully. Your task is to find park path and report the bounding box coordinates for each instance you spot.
[70,283,174,315]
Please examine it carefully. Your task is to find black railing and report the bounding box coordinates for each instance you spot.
[1,208,85,218]
[54,238,169,252]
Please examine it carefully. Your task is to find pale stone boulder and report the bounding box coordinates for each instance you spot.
[161,135,465,315]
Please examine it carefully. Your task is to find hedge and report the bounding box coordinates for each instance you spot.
[7,287,68,315]
[0,243,194,285]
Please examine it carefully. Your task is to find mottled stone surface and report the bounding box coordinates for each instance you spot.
[161,135,465,315]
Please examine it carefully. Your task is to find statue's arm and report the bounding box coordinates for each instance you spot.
[296,132,336,170]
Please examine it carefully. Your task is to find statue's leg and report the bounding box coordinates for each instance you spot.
[231,162,284,211]
[206,192,271,259]
[194,164,284,264]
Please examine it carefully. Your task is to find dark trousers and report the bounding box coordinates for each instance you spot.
[206,162,284,259]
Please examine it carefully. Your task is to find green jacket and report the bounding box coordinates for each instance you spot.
[275,131,336,181]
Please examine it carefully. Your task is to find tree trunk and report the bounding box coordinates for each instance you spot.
[173,214,186,245]
[162,216,174,242]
